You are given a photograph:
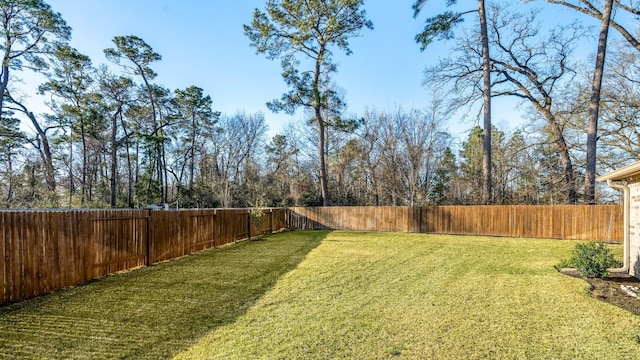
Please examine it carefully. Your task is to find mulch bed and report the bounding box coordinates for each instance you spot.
[559,269,640,316]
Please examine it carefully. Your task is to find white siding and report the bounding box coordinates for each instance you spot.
[629,182,640,277]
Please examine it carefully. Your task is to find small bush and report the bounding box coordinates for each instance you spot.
[570,241,622,278]
[556,258,573,269]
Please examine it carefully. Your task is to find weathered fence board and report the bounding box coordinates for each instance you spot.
[286,205,623,242]
[1,208,286,306]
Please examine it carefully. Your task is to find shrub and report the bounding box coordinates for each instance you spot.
[570,241,622,278]
[556,258,573,269]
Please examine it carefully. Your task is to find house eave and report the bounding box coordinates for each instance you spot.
[597,161,640,183]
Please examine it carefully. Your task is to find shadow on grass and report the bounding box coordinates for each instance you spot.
[0,230,330,360]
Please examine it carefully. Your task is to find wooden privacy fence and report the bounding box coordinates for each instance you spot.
[2,205,622,306]
[286,205,623,242]
[1,208,285,306]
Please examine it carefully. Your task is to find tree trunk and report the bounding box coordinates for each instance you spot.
[137,64,165,204]
[317,110,330,206]
[135,141,140,207]
[585,0,613,204]
[189,115,197,190]
[36,126,57,202]
[314,46,330,206]
[479,0,493,205]
[80,120,88,206]
[542,109,577,204]
[126,139,134,208]
[68,137,74,206]
[161,137,168,203]
[110,112,119,208]
[0,58,9,118]
[5,151,13,205]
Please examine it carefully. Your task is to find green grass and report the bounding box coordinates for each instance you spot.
[1,231,639,359]
[175,231,640,360]
[0,231,327,359]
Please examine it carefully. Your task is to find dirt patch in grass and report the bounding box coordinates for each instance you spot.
[560,269,640,316]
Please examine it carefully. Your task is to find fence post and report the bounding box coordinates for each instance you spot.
[212,211,217,248]
[145,209,152,265]
[247,210,251,241]
[270,208,274,234]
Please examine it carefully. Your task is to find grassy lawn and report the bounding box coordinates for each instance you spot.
[175,231,640,360]
[1,230,639,359]
[0,231,327,359]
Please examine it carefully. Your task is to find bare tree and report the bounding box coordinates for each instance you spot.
[488,6,588,203]
[598,41,640,169]
[207,112,267,208]
[546,0,640,202]
[351,107,450,206]
[546,0,640,52]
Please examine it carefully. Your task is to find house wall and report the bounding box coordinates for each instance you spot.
[630,181,640,278]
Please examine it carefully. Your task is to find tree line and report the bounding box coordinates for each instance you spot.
[0,0,639,209]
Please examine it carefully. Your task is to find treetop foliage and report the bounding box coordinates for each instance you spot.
[413,1,476,50]
[245,0,373,60]
[104,35,162,80]
[0,0,638,208]
[0,0,71,70]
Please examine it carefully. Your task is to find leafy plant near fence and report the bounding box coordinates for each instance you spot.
[565,241,623,278]
[249,199,267,237]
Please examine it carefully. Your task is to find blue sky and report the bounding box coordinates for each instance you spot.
[26,0,603,142]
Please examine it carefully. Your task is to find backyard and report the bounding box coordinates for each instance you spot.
[1,230,639,359]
